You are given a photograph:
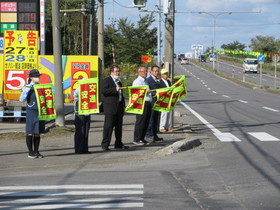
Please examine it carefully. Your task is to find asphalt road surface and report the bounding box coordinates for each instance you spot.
[202,59,280,88]
[0,62,279,209]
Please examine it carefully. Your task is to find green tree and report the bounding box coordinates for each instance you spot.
[104,14,157,67]
[221,40,246,51]
[249,35,279,54]
[45,0,93,55]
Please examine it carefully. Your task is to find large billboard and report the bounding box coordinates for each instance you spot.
[0,0,40,54]
[0,55,100,101]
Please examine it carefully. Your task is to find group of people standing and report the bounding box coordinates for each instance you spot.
[20,65,173,158]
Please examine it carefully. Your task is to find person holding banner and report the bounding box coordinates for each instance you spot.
[159,69,172,132]
[73,87,91,154]
[132,66,152,145]
[19,69,45,159]
[145,66,163,142]
[101,65,128,151]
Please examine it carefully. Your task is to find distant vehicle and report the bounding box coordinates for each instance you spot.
[199,55,206,62]
[209,54,216,62]
[243,58,258,73]
[181,58,189,65]
[178,54,185,61]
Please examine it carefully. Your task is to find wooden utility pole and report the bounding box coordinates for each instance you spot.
[98,0,104,78]
[51,0,65,126]
[164,0,175,127]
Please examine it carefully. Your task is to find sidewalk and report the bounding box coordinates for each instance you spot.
[0,103,202,175]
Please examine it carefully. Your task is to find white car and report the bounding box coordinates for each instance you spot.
[180,58,189,65]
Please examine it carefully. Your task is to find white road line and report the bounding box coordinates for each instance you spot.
[0,185,144,190]
[208,88,211,90]
[180,101,241,142]
[238,100,248,104]
[0,190,144,196]
[262,107,279,112]
[222,95,230,98]
[248,132,280,141]
[212,91,217,94]
[0,197,143,204]
[0,203,144,209]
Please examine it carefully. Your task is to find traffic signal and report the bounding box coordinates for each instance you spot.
[132,0,147,8]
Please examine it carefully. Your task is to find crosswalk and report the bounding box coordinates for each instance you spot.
[216,132,279,142]
[0,185,144,209]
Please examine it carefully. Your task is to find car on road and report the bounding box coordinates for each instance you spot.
[209,54,216,62]
[181,58,189,65]
[199,55,206,62]
[178,54,185,61]
[243,58,258,73]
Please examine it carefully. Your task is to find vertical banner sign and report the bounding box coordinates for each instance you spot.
[33,84,56,121]
[3,30,38,99]
[152,87,174,112]
[71,62,91,93]
[125,86,148,114]
[78,78,99,115]
[172,75,187,100]
[170,86,184,110]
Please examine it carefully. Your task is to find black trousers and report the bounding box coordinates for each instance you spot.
[134,101,152,142]
[74,114,91,153]
[146,100,159,137]
[101,106,124,148]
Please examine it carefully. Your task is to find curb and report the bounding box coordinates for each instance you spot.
[155,137,202,156]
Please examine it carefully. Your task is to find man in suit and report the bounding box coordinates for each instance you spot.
[145,65,163,142]
[159,68,172,132]
[101,65,128,151]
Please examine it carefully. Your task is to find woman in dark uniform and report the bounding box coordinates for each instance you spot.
[20,69,45,158]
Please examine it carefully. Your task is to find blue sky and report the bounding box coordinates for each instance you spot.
[104,0,280,55]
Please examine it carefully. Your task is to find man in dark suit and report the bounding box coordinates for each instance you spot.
[101,65,128,151]
[145,65,163,142]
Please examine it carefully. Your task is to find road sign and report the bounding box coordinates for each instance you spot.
[272,55,280,62]
[257,54,265,62]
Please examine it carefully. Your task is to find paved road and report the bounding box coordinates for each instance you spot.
[200,58,280,88]
[1,62,280,209]
[177,61,280,209]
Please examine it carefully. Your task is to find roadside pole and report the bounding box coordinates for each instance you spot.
[52,0,65,126]
[259,63,262,87]
[164,0,175,128]
[98,0,104,78]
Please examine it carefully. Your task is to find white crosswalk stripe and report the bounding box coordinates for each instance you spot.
[248,132,280,142]
[0,185,144,209]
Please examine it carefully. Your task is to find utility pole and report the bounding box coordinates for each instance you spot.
[81,3,87,55]
[89,0,97,55]
[164,0,175,127]
[51,0,65,126]
[98,0,104,78]
[157,0,162,66]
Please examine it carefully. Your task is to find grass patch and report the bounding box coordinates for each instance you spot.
[43,126,75,138]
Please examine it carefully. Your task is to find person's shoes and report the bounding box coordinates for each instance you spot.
[145,136,153,141]
[160,129,167,132]
[28,153,37,159]
[83,151,91,154]
[34,152,44,158]
[102,147,110,151]
[153,136,163,142]
[115,145,129,149]
[133,140,145,145]
[142,140,150,145]
[167,128,173,132]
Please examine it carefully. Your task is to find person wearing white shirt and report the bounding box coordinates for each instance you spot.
[132,66,151,145]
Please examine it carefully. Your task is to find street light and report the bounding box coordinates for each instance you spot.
[199,12,232,55]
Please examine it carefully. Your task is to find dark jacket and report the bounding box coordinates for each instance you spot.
[101,76,125,115]
[146,75,161,100]
[159,78,171,88]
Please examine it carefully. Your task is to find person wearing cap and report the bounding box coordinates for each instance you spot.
[159,68,172,132]
[19,69,45,159]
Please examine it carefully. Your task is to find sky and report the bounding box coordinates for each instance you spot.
[104,0,280,56]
